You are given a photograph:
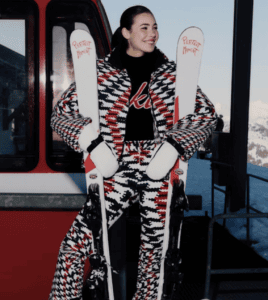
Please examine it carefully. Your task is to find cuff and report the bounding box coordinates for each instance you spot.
[87,135,104,153]
[78,123,98,152]
[166,137,185,156]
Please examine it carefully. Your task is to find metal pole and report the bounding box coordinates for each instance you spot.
[247,175,250,246]
[211,163,214,218]
[229,0,254,212]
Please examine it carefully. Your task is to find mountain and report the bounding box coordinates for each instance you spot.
[247,121,268,168]
[222,118,268,168]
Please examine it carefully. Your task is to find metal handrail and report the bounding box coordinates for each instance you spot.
[211,161,233,221]
[248,173,268,183]
[246,174,268,245]
[203,173,268,299]
[203,213,268,300]
[210,161,233,168]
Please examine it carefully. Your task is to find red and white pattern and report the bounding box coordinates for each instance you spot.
[49,210,93,300]
[49,140,169,300]
[49,47,217,300]
[134,245,163,300]
[50,48,217,162]
[164,88,216,161]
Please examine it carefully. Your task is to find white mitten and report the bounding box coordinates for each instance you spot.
[78,123,98,152]
[91,141,119,178]
[146,141,179,180]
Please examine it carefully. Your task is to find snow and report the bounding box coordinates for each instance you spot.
[185,157,268,260]
[249,100,268,122]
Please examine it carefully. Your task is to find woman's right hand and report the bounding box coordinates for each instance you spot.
[79,124,119,178]
[78,123,99,152]
[90,141,119,178]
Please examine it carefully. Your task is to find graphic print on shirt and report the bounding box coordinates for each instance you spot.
[130,82,152,110]
[125,81,154,141]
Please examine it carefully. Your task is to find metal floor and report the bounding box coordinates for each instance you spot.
[176,279,268,300]
[86,210,268,300]
[174,216,268,300]
[211,280,268,300]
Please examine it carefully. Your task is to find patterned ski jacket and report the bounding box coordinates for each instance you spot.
[51,47,217,162]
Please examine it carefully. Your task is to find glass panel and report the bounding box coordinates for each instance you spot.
[51,26,71,148]
[47,0,111,172]
[224,0,268,260]
[248,0,268,169]
[0,0,38,171]
[0,20,26,155]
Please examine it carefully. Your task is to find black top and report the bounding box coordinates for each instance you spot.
[123,52,155,141]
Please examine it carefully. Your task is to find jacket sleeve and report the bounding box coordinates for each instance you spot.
[50,82,92,152]
[164,85,218,161]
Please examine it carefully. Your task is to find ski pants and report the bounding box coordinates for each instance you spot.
[49,140,170,300]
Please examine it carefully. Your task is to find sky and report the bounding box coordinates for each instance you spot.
[0,20,25,56]
[0,1,268,127]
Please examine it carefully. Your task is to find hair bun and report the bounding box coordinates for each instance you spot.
[111,27,125,49]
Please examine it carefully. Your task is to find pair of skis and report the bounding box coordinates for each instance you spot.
[70,27,204,300]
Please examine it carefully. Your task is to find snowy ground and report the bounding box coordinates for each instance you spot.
[185,157,268,260]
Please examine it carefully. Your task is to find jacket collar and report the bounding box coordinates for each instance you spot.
[104,46,169,72]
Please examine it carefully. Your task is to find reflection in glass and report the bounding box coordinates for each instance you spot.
[0,20,27,156]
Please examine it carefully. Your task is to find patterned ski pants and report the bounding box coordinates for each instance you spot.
[49,140,169,300]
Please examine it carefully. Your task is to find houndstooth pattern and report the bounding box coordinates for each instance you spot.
[50,48,217,161]
[51,82,92,152]
[133,244,163,300]
[104,140,169,249]
[149,61,176,135]
[105,141,169,300]
[164,86,217,161]
[97,59,131,157]
[48,141,169,300]
[49,208,93,300]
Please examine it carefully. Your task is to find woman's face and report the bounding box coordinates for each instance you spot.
[122,12,159,57]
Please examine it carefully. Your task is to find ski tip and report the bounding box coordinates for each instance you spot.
[70,28,96,59]
[70,29,93,43]
[181,26,203,34]
[178,26,204,41]
[177,26,204,52]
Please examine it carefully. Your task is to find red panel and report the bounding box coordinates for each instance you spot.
[0,211,90,300]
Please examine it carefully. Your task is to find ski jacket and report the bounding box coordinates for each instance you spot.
[51,47,217,162]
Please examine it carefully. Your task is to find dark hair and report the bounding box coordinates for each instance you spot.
[111,5,153,50]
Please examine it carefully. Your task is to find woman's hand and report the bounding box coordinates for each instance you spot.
[91,141,119,178]
[146,141,179,180]
[78,123,99,152]
[79,124,119,178]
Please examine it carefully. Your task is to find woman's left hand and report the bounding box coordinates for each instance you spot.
[146,141,179,180]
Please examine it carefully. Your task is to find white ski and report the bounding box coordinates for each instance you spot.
[70,29,114,300]
[158,27,204,300]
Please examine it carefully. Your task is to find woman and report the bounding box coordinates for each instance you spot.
[49,5,217,300]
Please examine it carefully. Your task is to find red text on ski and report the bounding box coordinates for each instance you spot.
[130,82,151,109]
[182,36,202,56]
[72,40,92,59]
